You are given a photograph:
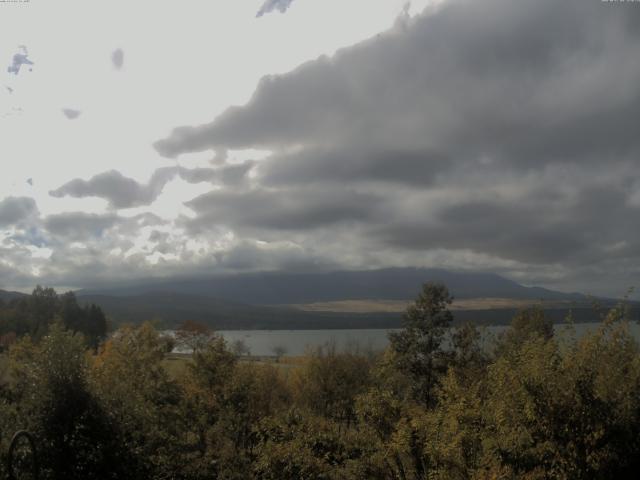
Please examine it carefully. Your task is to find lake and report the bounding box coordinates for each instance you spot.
[215,322,640,357]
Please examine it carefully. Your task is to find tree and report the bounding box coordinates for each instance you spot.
[0,288,108,349]
[292,343,372,425]
[11,321,125,479]
[26,286,59,338]
[451,322,487,382]
[231,338,251,357]
[177,336,238,478]
[253,412,385,480]
[59,292,107,349]
[90,322,182,477]
[0,331,16,352]
[175,320,214,354]
[422,307,640,479]
[79,303,107,350]
[388,282,453,406]
[271,345,288,362]
[495,306,553,357]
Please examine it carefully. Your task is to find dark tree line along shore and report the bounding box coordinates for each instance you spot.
[0,283,638,479]
[0,286,107,349]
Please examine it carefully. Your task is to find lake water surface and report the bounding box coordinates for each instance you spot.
[215,322,640,357]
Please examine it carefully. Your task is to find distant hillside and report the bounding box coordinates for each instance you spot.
[3,272,633,330]
[0,289,26,302]
[77,290,621,330]
[77,291,404,330]
[79,268,587,305]
[74,269,617,329]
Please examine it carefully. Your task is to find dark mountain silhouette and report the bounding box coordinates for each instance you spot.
[76,290,618,330]
[7,270,620,329]
[0,289,27,302]
[71,269,616,329]
[76,291,405,329]
[79,268,587,305]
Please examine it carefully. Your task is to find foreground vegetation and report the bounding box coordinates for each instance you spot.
[0,284,639,479]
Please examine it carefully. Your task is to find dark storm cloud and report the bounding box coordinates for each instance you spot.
[214,240,333,272]
[261,148,450,187]
[152,0,640,292]
[184,188,382,232]
[178,162,255,186]
[375,182,640,265]
[156,0,640,167]
[0,197,39,227]
[375,201,587,265]
[50,163,255,209]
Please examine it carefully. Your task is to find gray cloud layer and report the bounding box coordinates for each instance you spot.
[185,187,382,233]
[0,197,38,227]
[157,0,640,163]
[43,212,121,241]
[152,0,640,295]
[49,163,255,209]
[50,169,175,209]
[3,0,639,296]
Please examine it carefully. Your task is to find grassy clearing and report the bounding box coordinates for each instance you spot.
[288,297,578,313]
[161,354,192,380]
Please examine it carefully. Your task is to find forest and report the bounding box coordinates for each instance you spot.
[0,283,639,479]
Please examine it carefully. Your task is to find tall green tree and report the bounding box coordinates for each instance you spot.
[495,306,553,357]
[90,322,183,477]
[11,322,125,479]
[388,282,453,406]
[292,343,372,425]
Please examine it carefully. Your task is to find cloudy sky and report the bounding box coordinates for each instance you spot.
[1,0,639,297]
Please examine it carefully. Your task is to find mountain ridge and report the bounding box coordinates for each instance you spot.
[0,289,27,302]
[77,268,588,304]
